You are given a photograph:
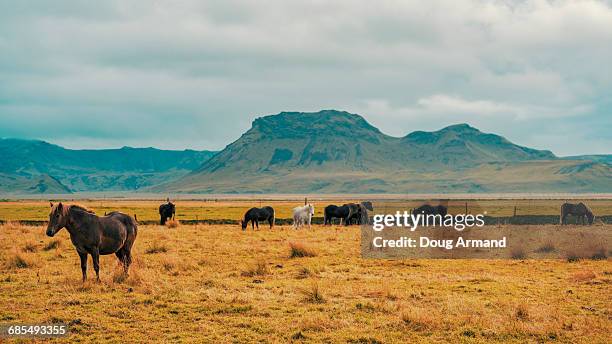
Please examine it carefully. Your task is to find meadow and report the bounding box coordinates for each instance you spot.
[1,199,612,222]
[0,220,610,343]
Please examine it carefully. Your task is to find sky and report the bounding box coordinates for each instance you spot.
[0,0,611,156]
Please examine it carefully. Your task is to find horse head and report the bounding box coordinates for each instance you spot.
[586,211,595,225]
[240,219,247,230]
[47,202,69,237]
[361,201,374,211]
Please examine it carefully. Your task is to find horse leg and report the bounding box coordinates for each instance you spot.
[255,220,259,230]
[78,251,88,282]
[92,248,100,282]
[124,249,132,273]
[116,248,132,274]
[115,250,127,273]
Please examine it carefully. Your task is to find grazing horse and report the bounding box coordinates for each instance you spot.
[293,204,315,229]
[325,201,374,226]
[241,206,275,230]
[46,203,138,282]
[159,199,175,225]
[412,204,448,217]
[560,202,594,225]
[347,201,375,225]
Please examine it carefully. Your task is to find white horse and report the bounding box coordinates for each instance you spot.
[293,204,315,229]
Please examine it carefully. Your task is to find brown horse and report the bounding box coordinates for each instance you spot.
[46,203,138,282]
[560,202,594,225]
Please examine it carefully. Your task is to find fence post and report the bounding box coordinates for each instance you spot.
[465,202,468,214]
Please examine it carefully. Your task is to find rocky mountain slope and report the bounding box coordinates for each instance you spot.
[162,110,609,193]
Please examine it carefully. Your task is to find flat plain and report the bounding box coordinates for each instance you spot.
[0,218,610,343]
[1,199,612,222]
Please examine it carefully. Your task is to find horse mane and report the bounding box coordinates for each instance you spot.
[50,203,95,217]
[70,204,95,214]
[580,202,594,215]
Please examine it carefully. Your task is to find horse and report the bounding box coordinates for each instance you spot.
[346,201,374,225]
[241,206,275,230]
[325,201,374,226]
[293,204,315,229]
[159,199,175,225]
[412,204,448,217]
[560,202,594,225]
[323,204,352,225]
[46,203,138,282]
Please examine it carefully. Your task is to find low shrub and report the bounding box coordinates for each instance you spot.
[289,242,316,258]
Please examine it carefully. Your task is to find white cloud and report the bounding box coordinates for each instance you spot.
[0,0,610,155]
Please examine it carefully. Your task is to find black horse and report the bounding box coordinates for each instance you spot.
[324,204,352,225]
[46,203,138,282]
[412,204,448,217]
[159,200,175,225]
[325,202,373,226]
[241,206,275,230]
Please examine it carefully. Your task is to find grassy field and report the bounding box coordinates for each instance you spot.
[1,199,612,222]
[0,221,610,343]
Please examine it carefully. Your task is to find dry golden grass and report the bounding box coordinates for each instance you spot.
[0,221,610,343]
[145,240,168,254]
[240,261,270,277]
[289,241,317,258]
[165,219,180,228]
[43,239,61,251]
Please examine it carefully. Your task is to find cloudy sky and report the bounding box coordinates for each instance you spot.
[1,0,611,156]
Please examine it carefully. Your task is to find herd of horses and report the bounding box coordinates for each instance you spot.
[43,200,596,282]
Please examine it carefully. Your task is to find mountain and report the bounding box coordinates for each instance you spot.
[3,111,609,194]
[562,154,612,165]
[162,110,610,193]
[0,139,217,193]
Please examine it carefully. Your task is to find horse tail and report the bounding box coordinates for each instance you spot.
[323,209,327,225]
[560,203,568,225]
[112,213,138,244]
[127,214,138,236]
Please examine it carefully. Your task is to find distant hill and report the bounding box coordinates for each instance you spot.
[562,154,612,165]
[162,110,610,193]
[3,111,610,194]
[0,139,217,193]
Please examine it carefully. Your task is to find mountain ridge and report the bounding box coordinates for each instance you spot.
[162,110,609,193]
[0,138,217,193]
[2,110,610,194]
